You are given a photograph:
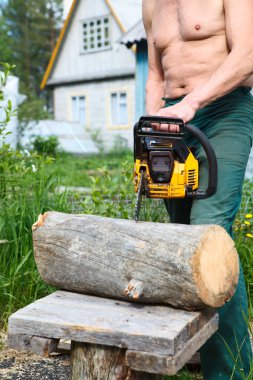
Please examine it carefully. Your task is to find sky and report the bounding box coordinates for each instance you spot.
[63,0,72,18]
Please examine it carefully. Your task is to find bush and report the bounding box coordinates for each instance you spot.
[32,135,59,156]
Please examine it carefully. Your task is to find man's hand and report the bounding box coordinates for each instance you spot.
[153,99,197,132]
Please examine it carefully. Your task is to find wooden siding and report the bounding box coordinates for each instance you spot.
[53,77,135,149]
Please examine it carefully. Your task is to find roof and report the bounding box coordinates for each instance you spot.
[40,0,142,90]
[46,67,135,87]
[120,19,146,48]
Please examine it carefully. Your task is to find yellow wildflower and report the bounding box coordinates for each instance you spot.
[245,214,253,219]
[244,221,251,226]
[246,233,253,238]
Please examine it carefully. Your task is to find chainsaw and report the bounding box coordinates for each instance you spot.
[133,116,218,221]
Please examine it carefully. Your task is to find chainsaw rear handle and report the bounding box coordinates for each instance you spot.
[134,116,218,199]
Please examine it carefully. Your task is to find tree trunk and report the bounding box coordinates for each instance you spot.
[70,342,162,380]
[32,211,239,310]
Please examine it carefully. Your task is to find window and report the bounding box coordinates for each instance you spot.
[111,92,128,126]
[71,96,86,125]
[81,16,110,53]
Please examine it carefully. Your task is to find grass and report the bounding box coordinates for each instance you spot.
[0,151,72,329]
[234,180,253,317]
[163,371,202,380]
[47,150,133,188]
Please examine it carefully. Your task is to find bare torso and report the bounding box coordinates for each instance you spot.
[150,0,253,99]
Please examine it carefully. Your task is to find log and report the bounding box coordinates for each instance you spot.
[32,211,239,310]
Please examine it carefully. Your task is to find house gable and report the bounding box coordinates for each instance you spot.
[42,0,141,88]
[41,0,80,89]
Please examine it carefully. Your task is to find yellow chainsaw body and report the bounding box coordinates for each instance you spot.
[134,150,199,198]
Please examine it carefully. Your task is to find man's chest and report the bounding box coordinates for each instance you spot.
[152,0,225,50]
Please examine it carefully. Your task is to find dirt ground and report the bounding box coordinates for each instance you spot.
[0,334,70,380]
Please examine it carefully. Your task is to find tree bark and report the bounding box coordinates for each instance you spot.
[32,211,239,310]
[70,342,162,380]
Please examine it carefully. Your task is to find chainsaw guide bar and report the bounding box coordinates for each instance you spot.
[134,169,146,222]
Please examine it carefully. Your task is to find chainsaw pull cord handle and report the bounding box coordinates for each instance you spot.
[136,116,218,199]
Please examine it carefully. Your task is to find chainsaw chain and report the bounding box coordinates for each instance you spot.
[134,169,145,222]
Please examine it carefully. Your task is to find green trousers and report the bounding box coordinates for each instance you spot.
[163,87,253,379]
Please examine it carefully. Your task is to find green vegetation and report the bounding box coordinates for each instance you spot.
[0,0,63,96]
[32,135,60,156]
[164,371,202,380]
[0,151,70,325]
[234,181,253,308]
[0,0,63,127]
[46,150,133,188]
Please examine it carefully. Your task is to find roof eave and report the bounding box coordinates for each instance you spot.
[40,0,80,90]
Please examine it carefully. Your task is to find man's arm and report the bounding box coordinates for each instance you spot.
[142,0,165,115]
[157,0,253,123]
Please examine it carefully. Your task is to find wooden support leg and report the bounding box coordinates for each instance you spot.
[70,342,162,380]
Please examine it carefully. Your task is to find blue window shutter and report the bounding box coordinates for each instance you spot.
[136,41,148,119]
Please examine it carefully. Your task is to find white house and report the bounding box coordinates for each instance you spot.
[0,75,26,149]
[41,0,142,151]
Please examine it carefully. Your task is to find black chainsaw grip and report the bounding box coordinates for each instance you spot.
[184,123,217,199]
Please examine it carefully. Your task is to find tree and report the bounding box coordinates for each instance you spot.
[0,16,12,65]
[0,0,63,98]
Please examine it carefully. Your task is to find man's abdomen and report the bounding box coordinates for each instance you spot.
[161,35,230,99]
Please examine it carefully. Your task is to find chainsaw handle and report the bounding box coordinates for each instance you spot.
[184,123,217,199]
[135,116,218,199]
[138,116,184,136]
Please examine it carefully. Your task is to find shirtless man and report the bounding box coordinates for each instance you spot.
[142,1,253,379]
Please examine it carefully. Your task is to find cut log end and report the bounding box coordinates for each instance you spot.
[192,225,239,308]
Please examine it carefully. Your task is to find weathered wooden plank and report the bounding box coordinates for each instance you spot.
[70,342,162,380]
[7,333,59,357]
[33,211,239,309]
[55,340,202,366]
[126,314,218,375]
[8,291,217,356]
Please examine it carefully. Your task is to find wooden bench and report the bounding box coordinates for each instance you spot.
[8,290,218,379]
